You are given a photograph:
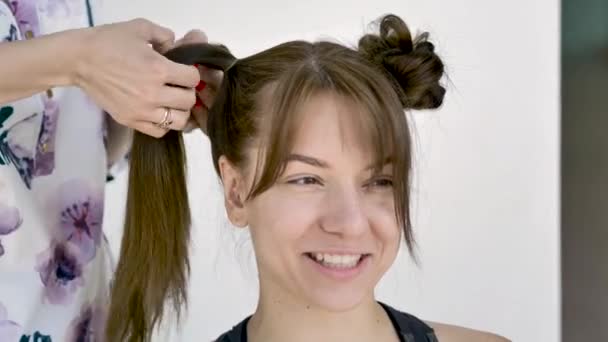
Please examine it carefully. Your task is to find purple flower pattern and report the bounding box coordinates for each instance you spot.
[34,180,103,304]
[1,1,113,339]
[33,97,59,177]
[58,179,103,263]
[8,0,40,38]
[67,302,107,342]
[36,240,84,305]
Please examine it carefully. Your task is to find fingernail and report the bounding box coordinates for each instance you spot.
[195,97,203,107]
[196,80,207,92]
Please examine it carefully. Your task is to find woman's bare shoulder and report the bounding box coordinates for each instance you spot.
[426,321,511,342]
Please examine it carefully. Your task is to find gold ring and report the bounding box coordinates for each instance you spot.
[157,107,173,130]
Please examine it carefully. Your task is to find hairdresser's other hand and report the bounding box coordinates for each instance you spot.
[163,29,222,135]
[75,18,200,138]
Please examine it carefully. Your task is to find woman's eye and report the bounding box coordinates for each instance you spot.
[288,176,321,186]
[368,177,394,188]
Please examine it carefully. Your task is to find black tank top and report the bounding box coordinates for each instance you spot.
[215,302,438,342]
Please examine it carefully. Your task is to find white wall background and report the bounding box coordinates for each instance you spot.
[100,1,561,341]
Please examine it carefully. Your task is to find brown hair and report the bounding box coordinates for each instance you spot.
[106,14,445,342]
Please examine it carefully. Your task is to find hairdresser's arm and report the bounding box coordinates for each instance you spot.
[0,28,82,102]
[0,18,200,137]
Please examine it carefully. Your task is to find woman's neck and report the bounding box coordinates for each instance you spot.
[247,290,399,342]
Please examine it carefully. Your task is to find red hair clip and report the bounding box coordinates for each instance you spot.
[194,96,204,108]
[193,64,207,102]
[196,80,207,92]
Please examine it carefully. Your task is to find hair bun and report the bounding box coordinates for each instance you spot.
[358,14,446,110]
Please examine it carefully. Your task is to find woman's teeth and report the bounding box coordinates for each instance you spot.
[310,253,363,269]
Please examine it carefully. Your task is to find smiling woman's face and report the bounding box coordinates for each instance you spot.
[220,92,401,312]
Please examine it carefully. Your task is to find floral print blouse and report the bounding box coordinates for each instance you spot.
[0,1,116,340]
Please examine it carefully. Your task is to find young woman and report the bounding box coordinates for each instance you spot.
[111,14,510,342]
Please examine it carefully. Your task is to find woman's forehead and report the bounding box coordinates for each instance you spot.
[288,93,388,154]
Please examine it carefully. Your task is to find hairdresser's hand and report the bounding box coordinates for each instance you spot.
[163,29,222,135]
[75,18,200,138]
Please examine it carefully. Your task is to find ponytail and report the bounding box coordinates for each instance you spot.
[106,44,236,342]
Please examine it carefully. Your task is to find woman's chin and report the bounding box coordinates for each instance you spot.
[303,288,371,313]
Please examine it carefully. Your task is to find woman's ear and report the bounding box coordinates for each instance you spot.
[218,156,248,228]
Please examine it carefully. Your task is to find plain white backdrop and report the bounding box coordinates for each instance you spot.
[100,1,561,341]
